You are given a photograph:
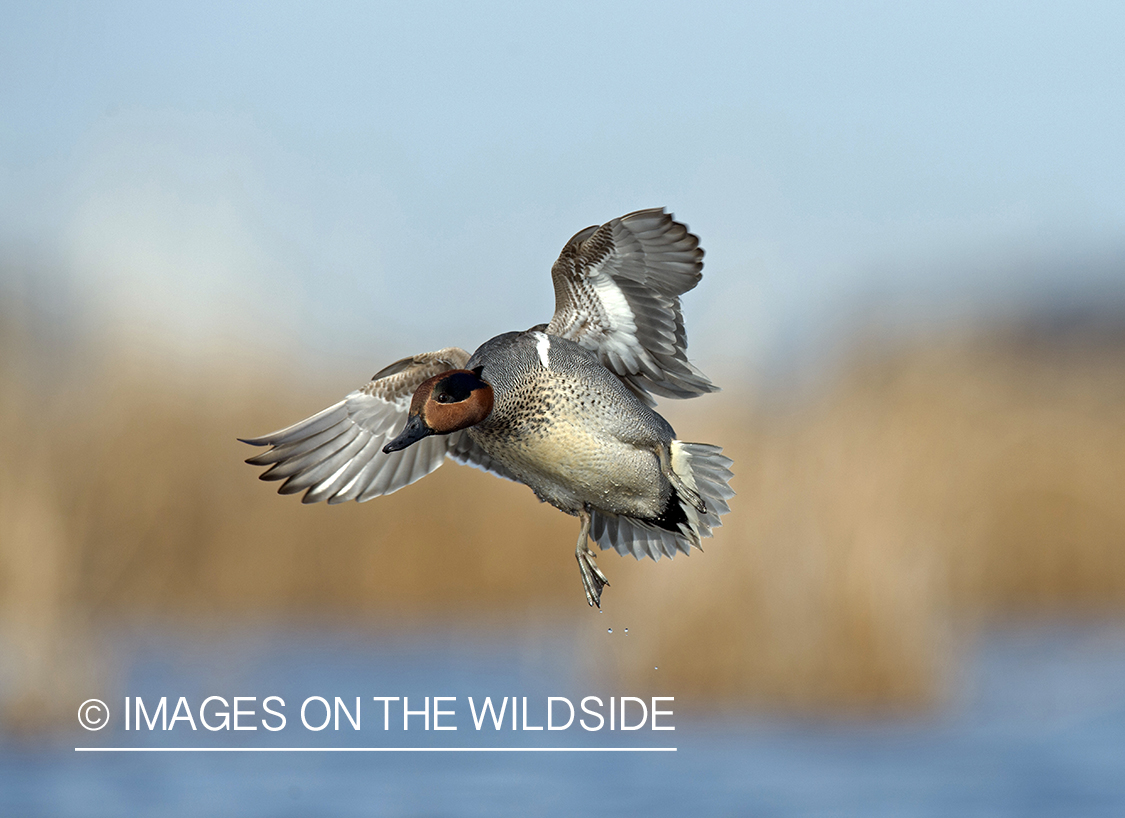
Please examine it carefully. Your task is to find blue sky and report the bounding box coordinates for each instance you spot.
[2,1,1123,376]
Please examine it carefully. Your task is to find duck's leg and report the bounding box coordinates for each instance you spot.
[575,506,609,608]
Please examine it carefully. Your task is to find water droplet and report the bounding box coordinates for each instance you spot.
[654,666,659,670]
[624,628,629,634]
[607,628,613,633]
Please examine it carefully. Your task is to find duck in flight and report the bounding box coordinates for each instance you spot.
[242,208,734,607]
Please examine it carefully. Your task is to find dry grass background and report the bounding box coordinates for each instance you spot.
[603,331,1125,712]
[2,310,1123,727]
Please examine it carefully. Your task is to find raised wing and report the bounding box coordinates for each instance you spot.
[241,347,513,504]
[545,208,717,402]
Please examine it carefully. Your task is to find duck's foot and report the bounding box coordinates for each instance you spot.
[577,543,610,608]
[575,507,610,608]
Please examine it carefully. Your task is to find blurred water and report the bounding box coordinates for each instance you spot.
[2,623,1124,817]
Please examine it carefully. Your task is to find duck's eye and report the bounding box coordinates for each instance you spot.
[436,393,455,404]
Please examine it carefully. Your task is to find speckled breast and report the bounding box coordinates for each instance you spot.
[466,331,673,518]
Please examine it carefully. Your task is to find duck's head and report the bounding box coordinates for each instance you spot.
[382,367,494,453]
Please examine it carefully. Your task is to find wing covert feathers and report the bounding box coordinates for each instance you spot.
[241,346,508,503]
[546,208,718,402]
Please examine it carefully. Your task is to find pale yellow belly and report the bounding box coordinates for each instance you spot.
[474,419,666,518]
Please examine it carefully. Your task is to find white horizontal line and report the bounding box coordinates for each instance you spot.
[75,746,676,753]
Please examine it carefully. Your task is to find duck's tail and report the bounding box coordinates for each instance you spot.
[590,441,734,561]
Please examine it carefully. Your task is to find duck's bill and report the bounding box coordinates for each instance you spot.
[382,414,436,454]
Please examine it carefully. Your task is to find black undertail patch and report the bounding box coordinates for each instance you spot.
[650,485,690,534]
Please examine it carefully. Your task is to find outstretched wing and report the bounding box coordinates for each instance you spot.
[241,347,513,504]
[545,208,717,403]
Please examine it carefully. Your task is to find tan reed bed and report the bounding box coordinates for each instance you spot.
[2,321,1123,726]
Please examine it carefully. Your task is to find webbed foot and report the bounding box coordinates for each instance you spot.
[575,507,610,607]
